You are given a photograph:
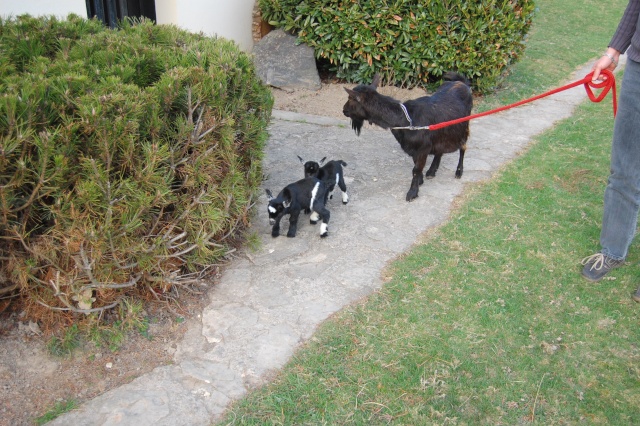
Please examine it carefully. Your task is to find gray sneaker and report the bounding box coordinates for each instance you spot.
[633,286,640,303]
[581,252,624,282]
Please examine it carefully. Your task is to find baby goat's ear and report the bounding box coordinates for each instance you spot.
[265,189,273,200]
[297,155,305,163]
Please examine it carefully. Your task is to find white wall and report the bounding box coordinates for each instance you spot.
[155,0,256,51]
[0,0,86,18]
[0,0,256,52]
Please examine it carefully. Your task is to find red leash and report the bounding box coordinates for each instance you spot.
[399,69,617,131]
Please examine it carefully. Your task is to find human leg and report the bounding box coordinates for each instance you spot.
[600,58,640,259]
[582,59,640,281]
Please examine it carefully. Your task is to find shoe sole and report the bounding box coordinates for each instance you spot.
[581,271,605,283]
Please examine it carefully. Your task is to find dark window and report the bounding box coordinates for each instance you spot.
[86,0,156,28]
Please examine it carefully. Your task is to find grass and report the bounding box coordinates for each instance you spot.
[34,399,78,425]
[220,0,639,424]
[477,1,626,111]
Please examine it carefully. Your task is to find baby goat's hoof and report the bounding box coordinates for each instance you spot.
[320,223,329,237]
[310,219,318,225]
[320,232,329,238]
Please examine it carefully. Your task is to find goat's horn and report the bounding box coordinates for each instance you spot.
[371,73,381,88]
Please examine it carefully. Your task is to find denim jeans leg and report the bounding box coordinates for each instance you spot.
[600,58,640,260]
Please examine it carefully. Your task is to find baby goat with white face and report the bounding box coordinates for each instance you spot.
[298,155,349,206]
[266,177,331,238]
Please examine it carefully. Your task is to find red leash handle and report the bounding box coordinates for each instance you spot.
[583,69,617,115]
[428,69,617,131]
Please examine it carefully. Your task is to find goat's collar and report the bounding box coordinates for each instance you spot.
[399,103,413,127]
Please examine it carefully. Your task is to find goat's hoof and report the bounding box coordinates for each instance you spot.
[342,201,348,205]
[271,233,279,238]
[455,173,462,179]
[406,192,418,202]
[320,232,329,238]
[310,220,318,225]
[425,174,436,180]
[286,233,296,238]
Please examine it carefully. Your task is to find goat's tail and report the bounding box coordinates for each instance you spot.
[339,160,347,167]
[443,71,470,87]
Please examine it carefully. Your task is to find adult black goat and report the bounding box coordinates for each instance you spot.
[343,72,472,201]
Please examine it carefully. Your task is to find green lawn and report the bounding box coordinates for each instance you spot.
[220,1,638,424]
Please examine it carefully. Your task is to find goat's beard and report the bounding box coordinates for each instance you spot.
[350,118,364,136]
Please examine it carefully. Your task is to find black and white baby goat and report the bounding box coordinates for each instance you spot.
[297,156,349,206]
[266,177,331,238]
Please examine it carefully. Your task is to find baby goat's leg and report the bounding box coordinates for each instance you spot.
[287,208,301,237]
[338,173,349,204]
[314,206,331,237]
[327,184,336,200]
[271,211,287,238]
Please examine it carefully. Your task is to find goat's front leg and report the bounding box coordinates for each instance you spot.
[271,213,286,237]
[314,205,331,237]
[338,176,349,204]
[287,208,301,237]
[407,151,428,201]
[425,154,442,179]
[455,145,466,179]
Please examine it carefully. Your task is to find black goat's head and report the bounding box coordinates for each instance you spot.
[342,74,382,136]
[297,155,326,178]
[265,188,289,225]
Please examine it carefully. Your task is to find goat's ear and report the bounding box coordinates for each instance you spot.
[265,189,273,200]
[282,188,292,207]
[344,87,361,102]
[371,73,381,89]
[297,155,304,163]
[319,156,327,165]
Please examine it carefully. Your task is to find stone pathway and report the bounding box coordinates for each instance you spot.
[50,59,621,425]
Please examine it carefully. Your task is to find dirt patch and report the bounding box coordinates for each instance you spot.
[272,81,429,120]
[0,81,425,426]
[0,292,209,426]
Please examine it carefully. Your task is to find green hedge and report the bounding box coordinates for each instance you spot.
[259,0,536,92]
[0,14,273,319]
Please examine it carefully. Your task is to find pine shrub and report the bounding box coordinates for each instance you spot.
[259,0,536,92]
[0,14,273,321]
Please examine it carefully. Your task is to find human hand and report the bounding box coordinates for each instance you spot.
[592,49,620,81]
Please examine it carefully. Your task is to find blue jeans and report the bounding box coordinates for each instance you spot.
[600,58,640,260]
